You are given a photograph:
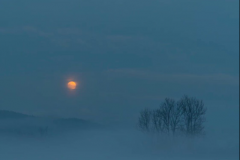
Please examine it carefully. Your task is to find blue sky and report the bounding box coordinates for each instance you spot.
[0,0,238,130]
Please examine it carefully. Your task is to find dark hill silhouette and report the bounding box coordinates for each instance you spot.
[0,110,104,136]
[0,110,33,119]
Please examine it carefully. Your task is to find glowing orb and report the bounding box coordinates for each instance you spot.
[67,81,77,90]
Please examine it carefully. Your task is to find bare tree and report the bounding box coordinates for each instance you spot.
[137,95,207,137]
[169,100,183,135]
[159,98,183,135]
[178,95,207,136]
[138,108,152,132]
[159,98,174,134]
[152,109,163,133]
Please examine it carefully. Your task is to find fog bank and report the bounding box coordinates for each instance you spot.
[0,128,238,160]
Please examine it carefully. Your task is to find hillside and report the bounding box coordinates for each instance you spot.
[0,110,102,136]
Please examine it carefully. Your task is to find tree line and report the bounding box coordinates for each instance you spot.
[138,95,207,137]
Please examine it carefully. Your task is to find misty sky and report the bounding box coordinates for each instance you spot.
[0,0,239,132]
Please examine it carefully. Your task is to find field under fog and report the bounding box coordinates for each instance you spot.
[0,128,238,160]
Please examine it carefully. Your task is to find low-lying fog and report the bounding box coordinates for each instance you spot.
[0,128,238,160]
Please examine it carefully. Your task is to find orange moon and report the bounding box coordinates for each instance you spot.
[67,81,77,90]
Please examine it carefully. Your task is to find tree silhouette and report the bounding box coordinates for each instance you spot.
[152,109,164,133]
[138,108,151,132]
[138,95,207,137]
[178,95,207,136]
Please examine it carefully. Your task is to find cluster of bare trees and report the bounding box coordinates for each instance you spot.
[138,95,207,136]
